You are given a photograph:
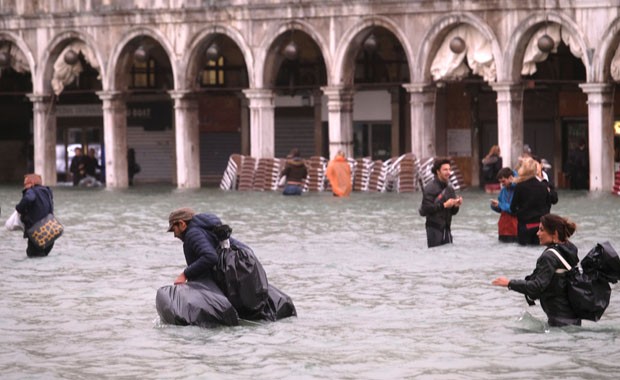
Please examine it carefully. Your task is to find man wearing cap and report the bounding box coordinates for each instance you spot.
[167,208,248,284]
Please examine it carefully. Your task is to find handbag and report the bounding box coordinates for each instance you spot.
[26,213,64,249]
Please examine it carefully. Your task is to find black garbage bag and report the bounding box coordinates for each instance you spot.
[566,269,611,322]
[215,242,269,320]
[581,241,620,282]
[262,284,297,321]
[156,278,239,328]
[565,242,619,322]
[212,225,270,320]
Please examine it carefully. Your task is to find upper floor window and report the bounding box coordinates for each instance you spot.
[131,59,157,88]
[201,56,225,86]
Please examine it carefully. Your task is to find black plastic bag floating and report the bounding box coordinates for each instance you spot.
[263,284,297,321]
[213,225,270,320]
[566,241,620,322]
[156,278,239,328]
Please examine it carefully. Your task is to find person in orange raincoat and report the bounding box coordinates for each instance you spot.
[326,151,352,197]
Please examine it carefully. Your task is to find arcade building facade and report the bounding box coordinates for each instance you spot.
[1,0,620,191]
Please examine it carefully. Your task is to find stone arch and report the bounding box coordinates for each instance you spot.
[106,26,176,91]
[334,15,414,86]
[34,30,106,95]
[416,12,502,83]
[504,11,591,82]
[256,19,331,89]
[0,31,36,76]
[594,17,620,83]
[182,24,254,90]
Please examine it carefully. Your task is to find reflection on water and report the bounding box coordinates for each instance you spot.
[1,186,620,379]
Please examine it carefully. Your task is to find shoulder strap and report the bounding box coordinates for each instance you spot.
[547,248,571,271]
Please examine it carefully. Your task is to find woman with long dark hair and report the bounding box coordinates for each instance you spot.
[492,214,581,327]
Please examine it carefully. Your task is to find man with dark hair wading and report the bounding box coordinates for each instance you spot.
[419,157,463,248]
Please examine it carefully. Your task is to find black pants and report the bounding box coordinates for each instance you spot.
[517,223,539,246]
[26,240,54,257]
[426,225,452,248]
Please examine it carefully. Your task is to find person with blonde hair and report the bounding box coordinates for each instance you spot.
[326,151,352,197]
[510,157,556,245]
[492,214,581,327]
[15,173,56,257]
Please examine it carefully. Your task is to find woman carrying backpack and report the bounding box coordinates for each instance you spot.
[492,214,581,327]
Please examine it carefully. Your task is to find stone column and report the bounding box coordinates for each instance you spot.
[313,90,323,157]
[403,83,436,159]
[27,94,57,186]
[390,88,401,158]
[321,85,354,158]
[169,90,201,189]
[239,95,250,156]
[97,91,128,188]
[580,83,614,192]
[242,88,275,158]
[490,82,524,169]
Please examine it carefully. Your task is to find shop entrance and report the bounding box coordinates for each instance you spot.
[56,126,103,183]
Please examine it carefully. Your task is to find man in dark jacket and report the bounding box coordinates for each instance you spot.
[15,173,55,257]
[419,157,463,248]
[167,207,248,284]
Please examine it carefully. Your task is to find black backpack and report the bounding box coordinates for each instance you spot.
[549,242,620,322]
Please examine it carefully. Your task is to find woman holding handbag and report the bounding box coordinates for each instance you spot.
[15,173,58,257]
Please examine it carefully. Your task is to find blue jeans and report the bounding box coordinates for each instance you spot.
[283,184,303,195]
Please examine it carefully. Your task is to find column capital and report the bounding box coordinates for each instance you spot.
[402,82,436,94]
[579,82,613,94]
[26,93,53,103]
[96,90,125,102]
[168,89,197,100]
[243,88,274,108]
[489,82,523,92]
[242,88,274,100]
[321,85,354,112]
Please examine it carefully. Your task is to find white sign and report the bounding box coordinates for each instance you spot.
[447,129,471,157]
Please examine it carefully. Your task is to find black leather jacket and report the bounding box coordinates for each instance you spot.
[508,241,581,326]
[419,177,459,229]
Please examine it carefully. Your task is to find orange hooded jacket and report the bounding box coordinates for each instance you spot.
[326,155,352,197]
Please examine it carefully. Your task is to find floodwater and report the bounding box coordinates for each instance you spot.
[1,185,620,379]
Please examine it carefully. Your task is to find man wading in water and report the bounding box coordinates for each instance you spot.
[419,157,463,248]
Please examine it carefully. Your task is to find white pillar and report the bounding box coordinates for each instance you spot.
[170,90,201,189]
[580,83,614,192]
[97,91,128,188]
[490,82,524,169]
[27,94,57,186]
[403,83,436,159]
[242,88,275,158]
[321,85,354,158]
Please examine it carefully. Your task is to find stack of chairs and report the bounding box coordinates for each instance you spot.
[614,169,620,196]
[353,157,373,192]
[414,156,467,192]
[304,156,328,192]
[417,157,435,190]
[388,153,421,193]
[237,156,257,191]
[367,159,391,192]
[219,154,242,190]
[253,158,284,191]
[449,159,467,191]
